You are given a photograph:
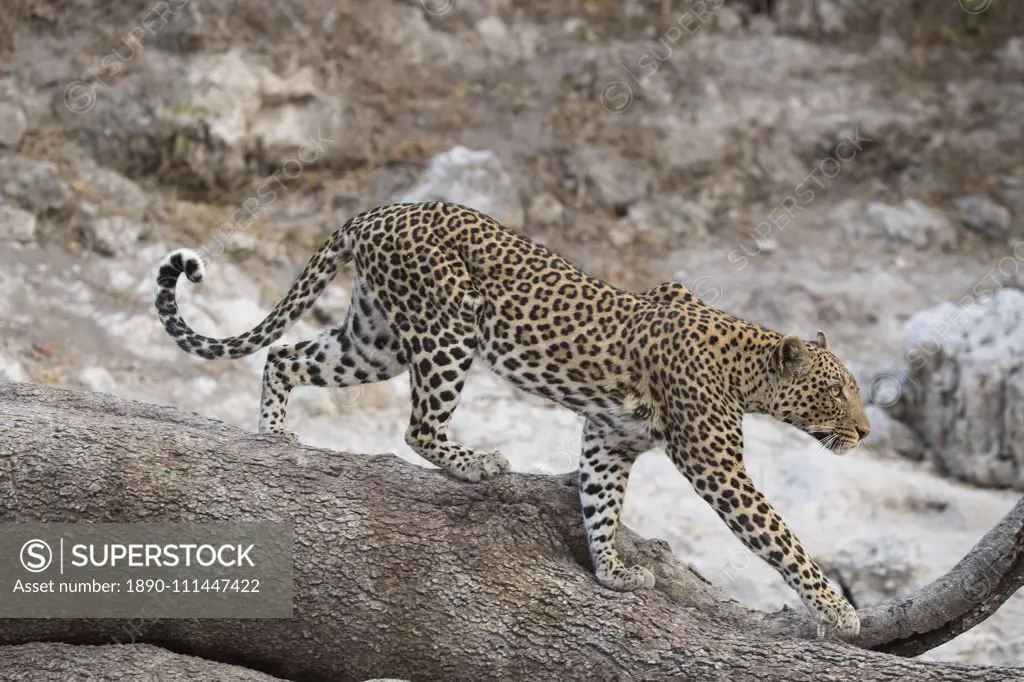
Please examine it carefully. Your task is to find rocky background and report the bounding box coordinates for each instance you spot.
[1,0,1023,667]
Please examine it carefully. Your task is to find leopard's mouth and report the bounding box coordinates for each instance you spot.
[810,430,846,453]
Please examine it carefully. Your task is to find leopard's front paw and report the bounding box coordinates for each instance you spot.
[808,592,860,638]
[596,564,656,591]
[460,450,510,482]
[261,428,299,444]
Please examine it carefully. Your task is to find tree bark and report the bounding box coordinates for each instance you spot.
[0,382,1021,681]
[0,642,288,681]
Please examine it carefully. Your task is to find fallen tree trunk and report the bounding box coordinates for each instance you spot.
[0,642,287,681]
[0,382,1021,681]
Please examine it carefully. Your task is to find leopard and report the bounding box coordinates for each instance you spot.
[154,200,871,637]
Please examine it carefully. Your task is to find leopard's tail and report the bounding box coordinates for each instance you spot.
[154,220,356,360]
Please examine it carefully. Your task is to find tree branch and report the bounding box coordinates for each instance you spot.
[859,497,1024,656]
[0,382,1021,681]
[0,642,288,681]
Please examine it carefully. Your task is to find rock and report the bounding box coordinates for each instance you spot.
[849,361,908,408]
[223,233,289,266]
[621,196,710,248]
[605,223,633,248]
[0,103,27,149]
[996,37,1024,72]
[0,154,71,215]
[70,162,149,219]
[0,79,29,149]
[574,147,653,208]
[815,0,855,35]
[954,195,1012,240]
[776,0,860,36]
[85,215,144,257]
[714,6,744,35]
[0,203,38,243]
[400,146,524,228]
[78,367,118,394]
[840,199,956,249]
[894,288,1024,489]
[188,49,346,166]
[527,193,564,227]
[863,405,925,462]
[657,120,733,177]
[996,176,1024,222]
[55,50,349,192]
[475,17,520,63]
[0,354,29,383]
[150,2,205,54]
[825,536,922,607]
[374,9,468,73]
[866,200,957,248]
[744,283,826,333]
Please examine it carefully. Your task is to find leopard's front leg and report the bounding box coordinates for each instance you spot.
[578,420,654,591]
[667,408,860,638]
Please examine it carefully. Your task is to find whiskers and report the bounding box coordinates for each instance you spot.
[803,421,845,453]
[819,433,842,452]
[773,410,850,453]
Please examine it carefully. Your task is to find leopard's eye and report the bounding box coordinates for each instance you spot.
[830,386,843,399]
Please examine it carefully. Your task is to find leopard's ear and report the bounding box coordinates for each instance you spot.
[812,330,828,350]
[775,335,810,378]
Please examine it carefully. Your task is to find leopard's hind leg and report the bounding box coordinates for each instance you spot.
[388,248,508,482]
[400,321,509,481]
[258,277,407,438]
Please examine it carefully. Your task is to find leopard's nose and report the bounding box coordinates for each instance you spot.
[856,426,870,440]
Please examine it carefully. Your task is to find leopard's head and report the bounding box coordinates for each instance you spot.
[764,331,870,454]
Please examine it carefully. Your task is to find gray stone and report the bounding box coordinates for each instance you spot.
[574,147,653,208]
[225,233,289,266]
[400,146,524,228]
[607,197,709,249]
[849,361,908,408]
[714,6,743,35]
[71,162,149,219]
[996,176,1024,221]
[475,17,520,63]
[954,194,1012,239]
[85,215,144,257]
[825,536,921,607]
[744,283,825,333]
[0,79,29,149]
[863,405,925,462]
[0,102,27,149]
[996,37,1024,72]
[659,122,732,176]
[816,0,854,35]
[0,353,29,383]
[842,199,957,249]
[0,203,37,243]
[895,288,1024,488]
[776,0,861,36]
[527,193,564,227]
[55,50,349,191]
[77,366,118,394]
[625,196,710,240]
[0,154,71,215]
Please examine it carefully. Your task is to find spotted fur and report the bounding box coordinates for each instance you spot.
[154,200,871,637]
